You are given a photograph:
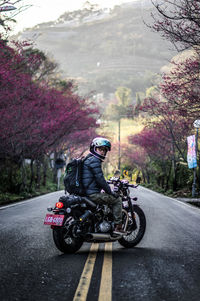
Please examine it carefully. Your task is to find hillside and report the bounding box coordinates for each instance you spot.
[14,1,175,97]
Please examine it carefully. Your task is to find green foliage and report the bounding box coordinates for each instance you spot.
[115,87,132,106]
[174,164,193,188]
[0,161,21,193]
[146,86,158,97]
[0,159,63,205]
[105,86,134,121]
[106,103,128,121]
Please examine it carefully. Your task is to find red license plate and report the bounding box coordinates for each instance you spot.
[44,214,65,226]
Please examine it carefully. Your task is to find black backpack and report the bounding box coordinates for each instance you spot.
[64,157,86,195]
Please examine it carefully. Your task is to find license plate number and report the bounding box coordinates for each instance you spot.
[44,214,64,226]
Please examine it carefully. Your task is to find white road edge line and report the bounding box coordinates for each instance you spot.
[0,190,64,210]
[139,186,200,212]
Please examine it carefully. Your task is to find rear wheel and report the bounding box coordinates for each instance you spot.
[53,227,83,254]
[118,205,146,248]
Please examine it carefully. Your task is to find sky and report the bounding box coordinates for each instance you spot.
[7,0,137,33]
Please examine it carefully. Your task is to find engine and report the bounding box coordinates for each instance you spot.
[92,204,113,233]
[97,220,112,233]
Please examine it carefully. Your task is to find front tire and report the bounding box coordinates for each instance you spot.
[118,205,146,248]
[53,227,83,254]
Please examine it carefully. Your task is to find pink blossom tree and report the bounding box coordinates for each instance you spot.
[129,92,192,190]
[0,38,99,191]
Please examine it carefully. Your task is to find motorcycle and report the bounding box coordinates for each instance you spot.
[44,177,146,253]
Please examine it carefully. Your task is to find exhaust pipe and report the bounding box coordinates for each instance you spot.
[87,233,122,241]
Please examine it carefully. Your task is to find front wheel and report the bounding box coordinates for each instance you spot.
[118,205,146,248]
[53,227,83,254]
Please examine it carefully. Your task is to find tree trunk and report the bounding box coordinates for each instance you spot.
[8,161,13,192]
[142,170,146,183]
[36,160,41,189]
[20,157,27,192]
[165,162,172,191]
[156,176,161,187]
[160,162,166,189]
[42,156,48,186]
[173,168,178,191]
[29,159,34,192]
[198,148,200,191]
[53,151,57,183]
[146,170,150,184]
[171,140,177,191]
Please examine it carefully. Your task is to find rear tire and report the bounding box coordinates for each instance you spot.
[118,205,146,248]
[53,227,83,254]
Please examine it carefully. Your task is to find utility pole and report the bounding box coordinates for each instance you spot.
[192,119,200,197]
[118,118,121,170]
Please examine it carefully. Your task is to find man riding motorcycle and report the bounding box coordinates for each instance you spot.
[82,137,126,235]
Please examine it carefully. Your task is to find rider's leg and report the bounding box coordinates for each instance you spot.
[89,193,122,224]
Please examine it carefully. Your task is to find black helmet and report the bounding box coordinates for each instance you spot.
[90,137,111,160]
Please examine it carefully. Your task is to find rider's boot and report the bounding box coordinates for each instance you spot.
[113,223,127,235]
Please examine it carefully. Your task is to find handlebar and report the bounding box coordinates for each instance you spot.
[107,178,138,188]
[107,180,113,184]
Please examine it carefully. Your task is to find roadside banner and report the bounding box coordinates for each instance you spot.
[187,135,197,168]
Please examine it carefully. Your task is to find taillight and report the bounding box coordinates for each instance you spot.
[55,201,64,209]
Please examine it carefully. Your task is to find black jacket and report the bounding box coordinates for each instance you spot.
[82,154,112,196]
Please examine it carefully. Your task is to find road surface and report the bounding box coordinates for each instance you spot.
[0,187,200,301]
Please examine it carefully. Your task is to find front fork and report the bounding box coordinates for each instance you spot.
[128,198,137,230]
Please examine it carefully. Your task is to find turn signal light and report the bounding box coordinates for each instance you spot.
[55,202,64,209]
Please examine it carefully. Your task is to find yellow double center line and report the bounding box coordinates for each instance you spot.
[98,242,112,301]
[73,242,113,301]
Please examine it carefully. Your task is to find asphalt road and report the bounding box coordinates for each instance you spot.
[0,187,200,301]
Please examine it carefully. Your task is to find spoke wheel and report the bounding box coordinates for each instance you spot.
[118,205,146,248]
